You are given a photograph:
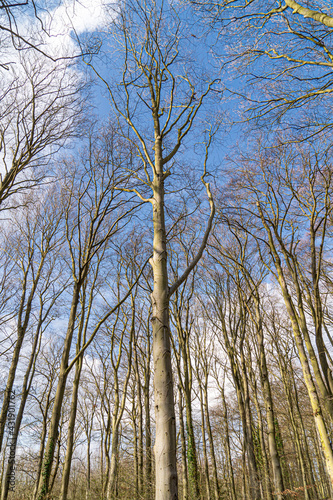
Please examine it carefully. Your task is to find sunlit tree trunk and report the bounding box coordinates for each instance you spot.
[150,133,178,499]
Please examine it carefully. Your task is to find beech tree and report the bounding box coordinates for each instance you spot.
[85,1,217,498]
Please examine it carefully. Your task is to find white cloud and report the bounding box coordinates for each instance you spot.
[4,0,111,60]
[55,0,109,34]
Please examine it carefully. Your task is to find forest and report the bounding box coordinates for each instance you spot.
[1,0,333,499]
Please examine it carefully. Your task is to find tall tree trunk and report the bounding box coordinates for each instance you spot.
[250,382,271,500]
[32,383,53,500]
[151,134,178,500]
[240,347,261,500]
[179,331,200,499]
[220,384,236,500]
[107,423,119,500]
[254,302,284,500]
[86,430,92,500]
[132,395,139,499]
[291,372,316,498]
[134,338,144,497]
[144,357,152,500]
[1,305,45,500]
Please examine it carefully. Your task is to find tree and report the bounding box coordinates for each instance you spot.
[221,140,333,489]
[0,190,66,457]
[35,128,140,500]
[208,228,285,499]
[85,2,216,498]
[0,53,83,211]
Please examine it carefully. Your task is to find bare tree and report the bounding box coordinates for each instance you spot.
[0,52,83,211]
[84,2,217,497]
[35,129,141,500]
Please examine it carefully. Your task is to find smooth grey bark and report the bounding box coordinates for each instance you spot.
[150,139,178,499]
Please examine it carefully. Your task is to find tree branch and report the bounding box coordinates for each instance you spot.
[284,0,333,27]
[169,173,215,296]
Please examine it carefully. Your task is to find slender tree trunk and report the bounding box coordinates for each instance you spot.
[251,384,271,500]
[0,255,45,453]
[100,429,104,500]
[254,305,284,500]
[36,281,81,500]
[107,303,134,500]
[178,386,188,500]
[311,425,330,498]
[173,300,200,500]
[132,396,139,499]
[86,431,91,500]
[134,339,144,497]
[103,415,111,499]
[49,435,61,495]
[144,370,152,500]
[199,382,211,500]
[240,349,261,500]
[107,423,119,500]
[1,315,43,500]
[59,352,83,500]
[277,355,310,499]
[32,386,53,500]
[242,443,249,500]
[220,386,236,500]
[183,373,200,499]
[291,375,316,498]
[203,377,220,500]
